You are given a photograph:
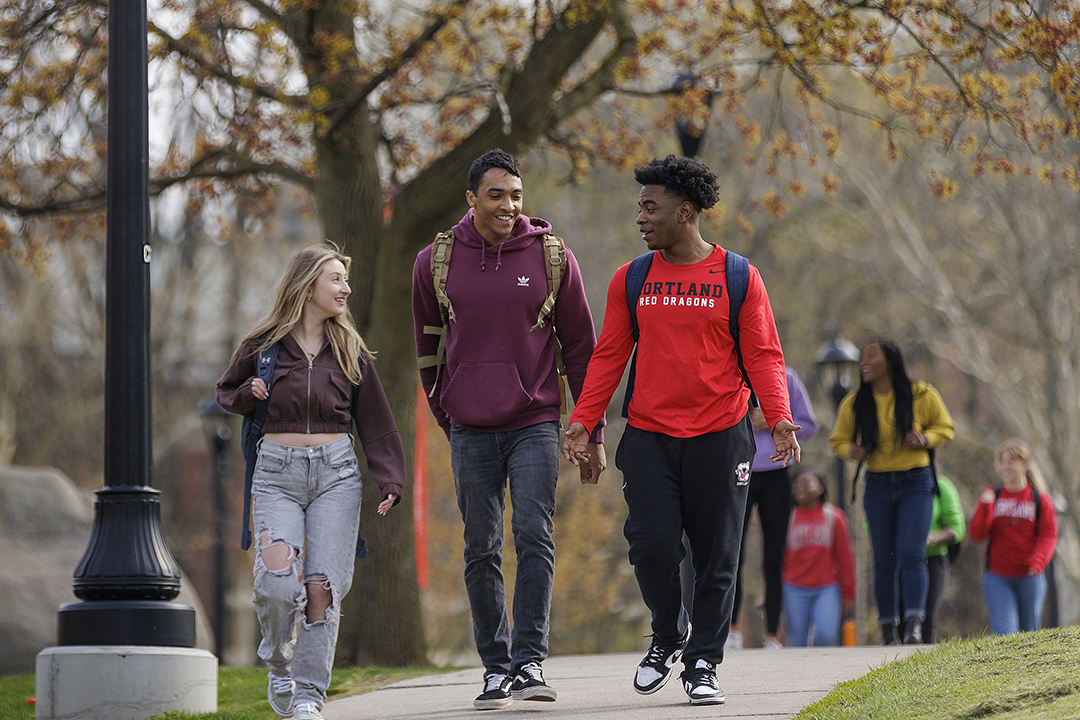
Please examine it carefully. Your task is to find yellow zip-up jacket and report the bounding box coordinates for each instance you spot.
[829,381,954,473]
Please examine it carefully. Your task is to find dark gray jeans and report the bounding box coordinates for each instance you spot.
[450,421,560,674]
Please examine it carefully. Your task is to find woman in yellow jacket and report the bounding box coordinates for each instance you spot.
[829,339,954,645]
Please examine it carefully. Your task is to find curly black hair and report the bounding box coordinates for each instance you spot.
[468,149,521,193]
[633,155,720,212]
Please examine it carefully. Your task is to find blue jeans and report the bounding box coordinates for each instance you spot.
[450,421,559,674]
[862,467,934,625]
[783,583,842,647]
[983,571,1047,635]
[251,436,362,710]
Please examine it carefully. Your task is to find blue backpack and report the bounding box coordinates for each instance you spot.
[239,342,368,559]
[621,249,754,418]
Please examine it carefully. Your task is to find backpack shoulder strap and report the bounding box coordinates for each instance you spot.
[429,230,457,324]
[241,341,278,550]
[621,252,656,418]
[725,249,757,405]
[530,234,566,332]
[417,231,457,395]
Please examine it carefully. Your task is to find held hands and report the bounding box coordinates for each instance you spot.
[378,494,397,516]
[584,442,607,485]
[770,419,802,468]
[562,422,607,484]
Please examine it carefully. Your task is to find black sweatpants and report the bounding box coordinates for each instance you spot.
[616,417,754,667]
[732,466,793,635]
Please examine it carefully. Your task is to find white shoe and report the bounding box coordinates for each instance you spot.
[763,635,784,650]
[267,673,295,718]
[724,629,743,650]
[294,702,324,720]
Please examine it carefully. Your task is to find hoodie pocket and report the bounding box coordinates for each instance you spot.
[441,361,533,427]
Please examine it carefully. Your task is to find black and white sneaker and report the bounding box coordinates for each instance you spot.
[681,659,725,705]
[510,662,557,702]
[633,623,691,695]
[474,672,513,710]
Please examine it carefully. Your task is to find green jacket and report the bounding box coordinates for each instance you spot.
[927,475,965,558]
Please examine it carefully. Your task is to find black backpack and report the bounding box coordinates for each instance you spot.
[239,344,279,551]
[238,342,368,559]
[621,249,754,418]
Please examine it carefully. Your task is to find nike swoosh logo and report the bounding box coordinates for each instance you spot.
[708,269,722,274]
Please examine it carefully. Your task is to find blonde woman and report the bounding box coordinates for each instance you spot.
[217,245,406,720]
[968,440,1058,635]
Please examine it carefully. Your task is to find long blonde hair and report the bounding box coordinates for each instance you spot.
[996,439,1048,494]
[236,244,371,383]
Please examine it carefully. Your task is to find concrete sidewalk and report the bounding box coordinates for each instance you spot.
[323,645,924,719]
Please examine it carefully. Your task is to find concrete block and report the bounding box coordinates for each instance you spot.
[35,645,217,720]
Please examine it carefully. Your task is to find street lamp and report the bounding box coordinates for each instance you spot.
[672,73,714,159]
[200,396,232,663]
[815,335,860,512]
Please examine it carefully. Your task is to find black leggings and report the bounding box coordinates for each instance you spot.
[732,467,792,635]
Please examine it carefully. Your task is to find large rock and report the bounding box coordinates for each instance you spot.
[0,466,213,675]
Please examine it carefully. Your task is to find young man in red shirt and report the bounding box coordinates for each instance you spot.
[563,155,800,706]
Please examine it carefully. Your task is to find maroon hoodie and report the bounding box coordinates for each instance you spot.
[412,209,604,442]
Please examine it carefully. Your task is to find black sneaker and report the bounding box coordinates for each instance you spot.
[681,659,725,705]
[633,623,691,695]
[510,662,556,702]
[474,672,512,710]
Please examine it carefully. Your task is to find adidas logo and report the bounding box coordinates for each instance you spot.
[517,276,530,287]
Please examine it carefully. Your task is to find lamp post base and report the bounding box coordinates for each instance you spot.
[57,600,196,647]
[35,645,217,720]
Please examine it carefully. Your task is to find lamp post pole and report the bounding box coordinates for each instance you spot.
[815,336,860,514]
[55,0,194,646]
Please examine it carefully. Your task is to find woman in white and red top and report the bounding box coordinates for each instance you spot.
[782,469,855,646]
[968,439,1058,635]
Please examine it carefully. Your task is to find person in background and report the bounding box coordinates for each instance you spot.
[782,468,855,647]
[216,245,406,720]
[921,473,965,643]
[729,367,818,650]
[828,338,955,645]
[968,439,1058,635]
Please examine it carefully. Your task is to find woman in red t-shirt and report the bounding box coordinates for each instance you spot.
[781,469,856,646]
[968,440,1058,634]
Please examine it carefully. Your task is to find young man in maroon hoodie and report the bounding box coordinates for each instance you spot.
[563,155,801,706]
[412,149,606,710]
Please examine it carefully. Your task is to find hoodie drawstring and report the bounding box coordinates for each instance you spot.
[479,241,506,272]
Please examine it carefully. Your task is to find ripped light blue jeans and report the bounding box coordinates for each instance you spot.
[251,436,361,709]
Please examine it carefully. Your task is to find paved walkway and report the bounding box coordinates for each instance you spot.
[323,645,924,719]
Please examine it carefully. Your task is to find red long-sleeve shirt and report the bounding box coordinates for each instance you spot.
[569,245,791,437]
[968,485,1058,578]
[782,504,856,603]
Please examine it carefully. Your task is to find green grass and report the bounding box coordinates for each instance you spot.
[798,626,1080,720]
[0,664,446,720]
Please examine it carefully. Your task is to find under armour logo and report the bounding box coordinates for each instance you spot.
[517,276,530,287]
[736,462,750,486]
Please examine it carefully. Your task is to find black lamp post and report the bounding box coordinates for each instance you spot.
[200,397,232,663]
[815,335,861,513]
[55,0,194,647]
